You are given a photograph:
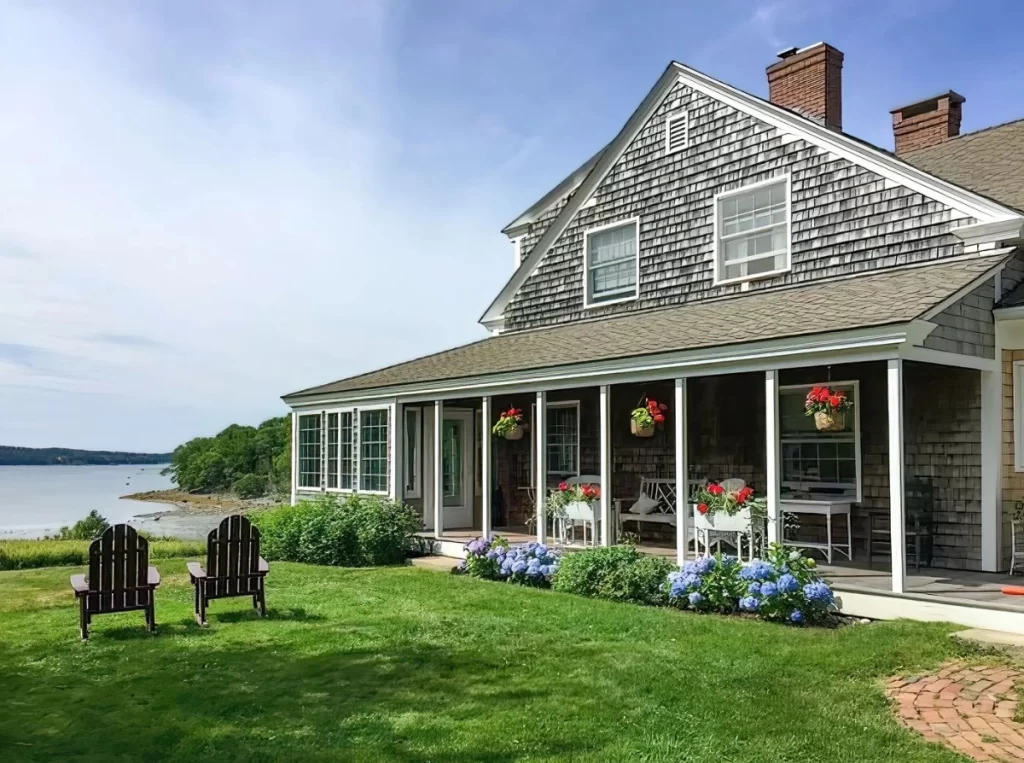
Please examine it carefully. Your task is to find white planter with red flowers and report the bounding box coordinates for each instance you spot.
[630,397,667,438]
[691,482,767,559]
[492,406,524,440]
[805,386,853,432]
[692,507,754,534]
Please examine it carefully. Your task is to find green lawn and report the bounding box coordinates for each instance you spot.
[0,561,976,762]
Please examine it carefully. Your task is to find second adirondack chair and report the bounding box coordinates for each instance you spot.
[187,515,269,626]
[70,524,161,641]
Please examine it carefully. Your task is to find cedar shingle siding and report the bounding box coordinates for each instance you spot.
[505,81,973,332]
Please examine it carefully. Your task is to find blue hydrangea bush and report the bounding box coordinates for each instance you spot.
[667,543,837,625]
[460,537,560,587]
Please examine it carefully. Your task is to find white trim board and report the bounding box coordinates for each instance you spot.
[836,587,1024,637]
[478,62,1023,327]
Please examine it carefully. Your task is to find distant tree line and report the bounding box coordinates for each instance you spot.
[167,416,290,498]
[0,446,172,466]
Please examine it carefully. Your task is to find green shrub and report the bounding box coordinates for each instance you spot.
[55,510,110,541]
[232,473,267,498]
[553,546,675,606]
[0,538,207,571]
[250,495,422,567]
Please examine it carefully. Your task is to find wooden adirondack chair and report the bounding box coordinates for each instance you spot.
[70,524,161,641]
[187,515,269,626]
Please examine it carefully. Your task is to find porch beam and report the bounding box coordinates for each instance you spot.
[981,368,1001,571]
[599,385,612,547]
[888,358,907,594]
[674,378,688,566]
[433,400,444,540]
[765,370,781,545]
[535,391,547,543]
[481,396,493,541]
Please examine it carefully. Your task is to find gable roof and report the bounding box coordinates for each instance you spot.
[903,119,1024,214]
[284,253,1007,402]
[479,62,1024,327]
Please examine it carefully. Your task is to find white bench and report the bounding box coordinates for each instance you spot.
[615,478,679,538]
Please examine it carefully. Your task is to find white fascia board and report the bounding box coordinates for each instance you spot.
[479,62,1024,328]
[289,323,911,409]
[995,305,1024,321]
[289,397,397,414]
[952,218,1024,247]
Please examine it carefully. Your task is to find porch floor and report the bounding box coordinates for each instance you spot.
[423,529,1024,613]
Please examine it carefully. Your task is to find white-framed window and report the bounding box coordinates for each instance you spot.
[1014,361,1024,472]
[359,409,390,493]
[340,411,355,490]
[583,218,639,308]
[403,406,422,497]
[779,381,861,502]
[714,176,791,285]
[298,413,322,489]
[326,413,339,489]
[530,400,581,480]
[665,111,688,154]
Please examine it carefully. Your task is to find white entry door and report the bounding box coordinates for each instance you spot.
[441,410,474,528]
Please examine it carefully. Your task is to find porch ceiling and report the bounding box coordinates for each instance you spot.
[284,254,1008,401]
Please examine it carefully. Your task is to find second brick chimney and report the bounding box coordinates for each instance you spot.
[890,91,965,155]
[767,42,844,130]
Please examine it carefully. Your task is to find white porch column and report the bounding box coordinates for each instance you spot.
[674,378,688,566]
[290,411,298,506]
[888,358,907,594]
[481,396,493,540]
[599,385,612,547]
[433,400,444,540]
[765,370,781,545]
[535,390,547,543]
[390,403,402,501]
[981,368,1001,571]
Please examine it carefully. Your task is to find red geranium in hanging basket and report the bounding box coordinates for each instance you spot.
[492,407,524,440]
[804,386,853,432]
[630,397,667,437]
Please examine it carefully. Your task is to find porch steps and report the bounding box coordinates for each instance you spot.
[951,628,1024,652]
[410,556,458,573]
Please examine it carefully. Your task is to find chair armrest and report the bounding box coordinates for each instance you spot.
[258,557,270,573]
[186,561,206,580]
[148,566,161,587]
[70,574,88,594]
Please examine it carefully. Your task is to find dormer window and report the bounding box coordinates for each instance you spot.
[665,111,689,154]
[714,176,791,285]
[583,218,639,308]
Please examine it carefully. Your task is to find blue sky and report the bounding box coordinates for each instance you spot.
[2,0,1023,452]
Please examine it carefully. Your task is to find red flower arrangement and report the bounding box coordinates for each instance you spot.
[492,407,524,439]
[804,386,853,432]
[692,482,764,519]
[631,397,668,436]
[549,481,601,517]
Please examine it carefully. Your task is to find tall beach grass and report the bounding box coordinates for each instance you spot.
[0,538,207,571]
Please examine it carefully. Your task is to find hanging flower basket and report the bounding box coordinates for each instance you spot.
[805,386,853,432]
[630,397,666,438]
[493,407,524,440]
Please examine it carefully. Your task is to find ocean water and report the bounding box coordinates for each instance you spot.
[0,464,176,539]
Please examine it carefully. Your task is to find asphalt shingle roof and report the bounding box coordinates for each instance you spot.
[284,254,1007,400]
[903,119,1024,213]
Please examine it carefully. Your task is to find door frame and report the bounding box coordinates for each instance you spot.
[441,409,475,528]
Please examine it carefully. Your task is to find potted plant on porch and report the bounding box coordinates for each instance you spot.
[547,482,601,545]
[492,406,524,440]
[804,386,853,432]
[692,482,766,535]
[630,398,667,437]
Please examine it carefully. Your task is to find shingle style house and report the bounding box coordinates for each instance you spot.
[284,42,1024,629]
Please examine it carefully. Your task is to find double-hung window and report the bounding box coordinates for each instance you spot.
[584,219,639,307]
[298,413,322,489]
[359,409,389,492]
[715,177,790,284]
[530,401,580,479]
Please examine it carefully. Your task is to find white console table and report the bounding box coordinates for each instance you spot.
[780,499,853,564]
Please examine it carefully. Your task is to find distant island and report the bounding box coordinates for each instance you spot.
[0,445,172,466]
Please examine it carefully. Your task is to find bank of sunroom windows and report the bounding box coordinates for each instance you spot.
[296,407,391,494]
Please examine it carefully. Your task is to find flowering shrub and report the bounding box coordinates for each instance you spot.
[547,481,600,518]
[492,407,523,438]
[554,545,675,606]
[459,537,560,587]
[804,386,852,417]
[631,398,667,429]
[667,544,837,625]
[691,482,767,520]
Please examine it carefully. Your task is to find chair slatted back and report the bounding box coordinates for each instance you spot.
[640,478,678,516]
[205,515,262,598]
[86,525,151,612]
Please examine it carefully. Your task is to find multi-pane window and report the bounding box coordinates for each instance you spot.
[717,179,789,283]
[585,220,638,305]
[340,412,355,490]
[404,407,421,497]
[298,413,322,489]
[779,383,859,500]
[528,402,580,479]
[326,413,339,489]
[359,409,389,492]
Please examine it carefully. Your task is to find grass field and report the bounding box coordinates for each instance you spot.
[0,560,976,762]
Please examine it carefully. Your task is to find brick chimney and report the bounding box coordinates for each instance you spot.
[890,91,965,155]
[767,42,844,130]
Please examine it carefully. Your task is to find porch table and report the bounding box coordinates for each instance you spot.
[780,499,853,564]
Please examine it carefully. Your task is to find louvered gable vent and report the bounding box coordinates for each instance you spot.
[665,111,688,154]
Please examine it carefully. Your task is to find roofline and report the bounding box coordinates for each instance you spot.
[479,61,1024,326]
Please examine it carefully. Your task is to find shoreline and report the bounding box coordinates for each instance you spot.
[120,489,280,516]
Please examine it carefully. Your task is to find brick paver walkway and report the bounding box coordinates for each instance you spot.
[888,661,1023,761]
